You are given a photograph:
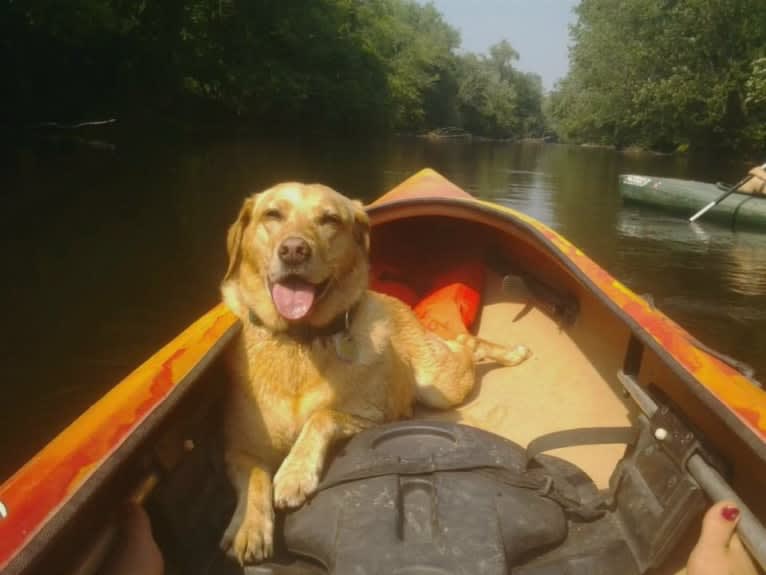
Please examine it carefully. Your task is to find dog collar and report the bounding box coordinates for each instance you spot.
[248,304,358,342]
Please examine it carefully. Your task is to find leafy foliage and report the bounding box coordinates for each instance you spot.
[1,0,545,138]
[450,41,545,139]
[547,0,766,152]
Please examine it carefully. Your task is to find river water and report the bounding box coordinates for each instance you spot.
[2,133,764,480]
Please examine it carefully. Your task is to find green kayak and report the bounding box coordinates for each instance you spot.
[619,174,766,228]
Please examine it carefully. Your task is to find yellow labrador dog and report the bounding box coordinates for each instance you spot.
[220,183,530,564]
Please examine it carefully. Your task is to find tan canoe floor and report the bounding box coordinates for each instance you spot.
[416,270,694,574]
[368,215,718,573]
[417,269,635,488]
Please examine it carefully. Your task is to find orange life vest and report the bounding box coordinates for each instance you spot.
[370,259,485,339]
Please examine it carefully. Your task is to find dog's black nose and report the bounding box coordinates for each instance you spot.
[278,237,312,265]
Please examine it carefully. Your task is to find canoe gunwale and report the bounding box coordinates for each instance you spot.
[0,320,241,574]
[367,196,766,463]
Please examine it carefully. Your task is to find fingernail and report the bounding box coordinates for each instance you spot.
[722,506,740,521]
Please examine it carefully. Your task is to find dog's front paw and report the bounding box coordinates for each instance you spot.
[220,504,274,565]
[273,457,320,509]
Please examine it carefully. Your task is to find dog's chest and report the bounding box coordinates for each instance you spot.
[243,334,362,439]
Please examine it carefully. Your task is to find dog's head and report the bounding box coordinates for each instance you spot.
[221,183,370,331]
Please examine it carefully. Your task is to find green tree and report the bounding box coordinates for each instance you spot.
[454,41,545,139]
[548,0,766,152]
[744,57,766,146]
[354,0,460,130]
[1,0,545,139]
[456,53,517,137]
[489,40,520,82]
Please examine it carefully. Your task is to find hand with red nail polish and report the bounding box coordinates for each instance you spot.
[687,501,758,575]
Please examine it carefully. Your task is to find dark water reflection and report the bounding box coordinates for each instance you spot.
[2,134,764,479]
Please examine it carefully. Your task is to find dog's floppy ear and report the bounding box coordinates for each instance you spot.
[350,199,370,252]
[223,196,256,282]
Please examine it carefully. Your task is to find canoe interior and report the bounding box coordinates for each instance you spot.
[23,212,766,574]
[370,215,637,489]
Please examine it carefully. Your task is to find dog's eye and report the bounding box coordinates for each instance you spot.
[263,209,283,221]
[319,213,342,227]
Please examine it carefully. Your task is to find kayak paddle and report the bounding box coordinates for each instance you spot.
[689,163,766,223]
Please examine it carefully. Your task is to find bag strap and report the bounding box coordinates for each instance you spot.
[475,466,607,521]
[526,426,639,460]
[524,426,640,517]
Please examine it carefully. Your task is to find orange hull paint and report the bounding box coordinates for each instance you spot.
[0,304,237,569]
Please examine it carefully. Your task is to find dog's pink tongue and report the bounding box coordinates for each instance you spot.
[271,280,316,320]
